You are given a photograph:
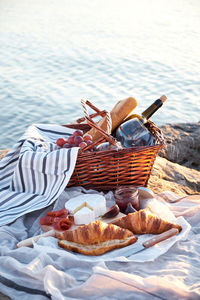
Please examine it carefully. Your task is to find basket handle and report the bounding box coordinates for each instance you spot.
[81,99,117,146]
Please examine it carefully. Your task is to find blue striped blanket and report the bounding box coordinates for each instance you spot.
[0,124,79,226]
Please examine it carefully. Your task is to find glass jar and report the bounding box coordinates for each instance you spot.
[114,186,140,213]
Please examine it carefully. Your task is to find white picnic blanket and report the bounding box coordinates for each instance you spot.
[0,124,200,299]
[0,188,200,300]
[0,123,79,226]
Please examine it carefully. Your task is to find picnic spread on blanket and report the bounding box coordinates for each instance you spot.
[0,96,199,300]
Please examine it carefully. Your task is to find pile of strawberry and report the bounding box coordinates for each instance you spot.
[56,130,93,149]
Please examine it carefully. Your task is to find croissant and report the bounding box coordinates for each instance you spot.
[112,208,182,234]
[57,220,138,256]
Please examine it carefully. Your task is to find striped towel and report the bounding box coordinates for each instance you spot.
[0,124,79,226]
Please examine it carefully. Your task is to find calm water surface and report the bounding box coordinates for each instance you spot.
[0,0,200,149]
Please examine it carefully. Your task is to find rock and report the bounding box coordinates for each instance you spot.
[158,122,200,171]
[147,122,200,195]
[148,156,200,196]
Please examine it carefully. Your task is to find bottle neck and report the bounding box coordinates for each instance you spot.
[141,98,164,122]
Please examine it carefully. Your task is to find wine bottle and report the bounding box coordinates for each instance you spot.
[115,95,167,147]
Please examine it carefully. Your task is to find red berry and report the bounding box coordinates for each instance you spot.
[83,134,92,142]
[73,130,83,137]
[67,136,75,145]
[79,142,87,149]
[74,136,83,146]
[86,140,93,146]
[56,138,67,147]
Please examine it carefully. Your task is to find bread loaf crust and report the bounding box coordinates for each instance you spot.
[86,97,138,141]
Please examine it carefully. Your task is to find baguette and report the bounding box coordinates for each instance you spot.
[57,220,137,256]
[86,96,138,141]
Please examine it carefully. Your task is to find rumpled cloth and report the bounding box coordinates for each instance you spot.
[0,123,200,299]
[0,188,200,300]
[0,123,79,226]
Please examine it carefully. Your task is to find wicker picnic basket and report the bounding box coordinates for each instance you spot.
[64,100,164,191]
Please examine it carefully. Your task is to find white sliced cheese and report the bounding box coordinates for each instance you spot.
[74,206,95,225]
[65,197,83,214]
[65,194,107,224]
[86,195,106,218]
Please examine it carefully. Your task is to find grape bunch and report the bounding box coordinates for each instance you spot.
[56,130,93,150]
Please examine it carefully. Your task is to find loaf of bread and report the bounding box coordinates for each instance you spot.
[57,220,137,256]
[86,96,138,141]
[112,208,182,234]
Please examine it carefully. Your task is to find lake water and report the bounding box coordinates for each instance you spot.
[0,0,200,149]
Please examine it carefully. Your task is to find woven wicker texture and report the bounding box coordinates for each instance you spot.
[65,100,164,191]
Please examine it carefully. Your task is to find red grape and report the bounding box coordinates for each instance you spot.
[73,130,83,137]
[83,134,92,141]
[56,133,93,151]
[67,136,75,145]
[79,142,87,149]
[74,136,83,146]
[56,138,67,147]
[86,140,93,146]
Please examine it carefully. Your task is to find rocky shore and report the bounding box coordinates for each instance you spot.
[0,122,199,300]
[148,122,200,196]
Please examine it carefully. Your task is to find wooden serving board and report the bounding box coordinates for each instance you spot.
[16,210,125,248]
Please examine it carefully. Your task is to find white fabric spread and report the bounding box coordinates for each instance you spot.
[0,125,200,299]
[0,188,200,300]
[0,123,79,226]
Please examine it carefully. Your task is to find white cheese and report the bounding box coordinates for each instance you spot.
[65,194,107,225]
[65,197,83,214]
[74,206,95,225]
[86,196,106,218]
